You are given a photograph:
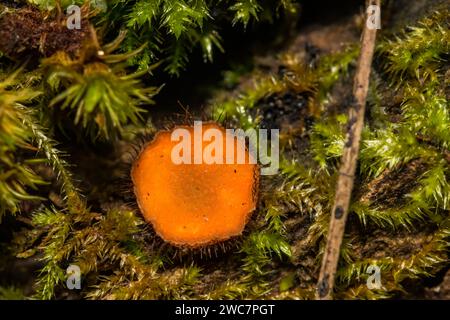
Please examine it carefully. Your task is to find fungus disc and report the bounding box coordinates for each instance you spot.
[132,123,259,247]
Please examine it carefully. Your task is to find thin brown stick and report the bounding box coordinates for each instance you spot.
[316,0,380,300]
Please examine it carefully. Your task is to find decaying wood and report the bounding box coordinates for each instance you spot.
[316,0,380,300]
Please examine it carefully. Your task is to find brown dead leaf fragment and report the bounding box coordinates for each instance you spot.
[0,6,90,59]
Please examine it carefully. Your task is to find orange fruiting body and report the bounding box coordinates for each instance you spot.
[131,123,259,247]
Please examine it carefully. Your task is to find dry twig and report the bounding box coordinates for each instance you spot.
[316,0,381,300]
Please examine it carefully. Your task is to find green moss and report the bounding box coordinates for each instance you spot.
[378,8,449,85]
[0,2,448,300]
[0,286,26,300]
[0,70,45,220]
[42,38,160,140]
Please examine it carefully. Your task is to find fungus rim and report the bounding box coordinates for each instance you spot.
[131,121,260,248]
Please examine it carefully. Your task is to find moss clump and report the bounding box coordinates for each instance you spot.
[0,70,44,220]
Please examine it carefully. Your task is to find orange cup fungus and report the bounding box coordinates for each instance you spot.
[131,122,259,248]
